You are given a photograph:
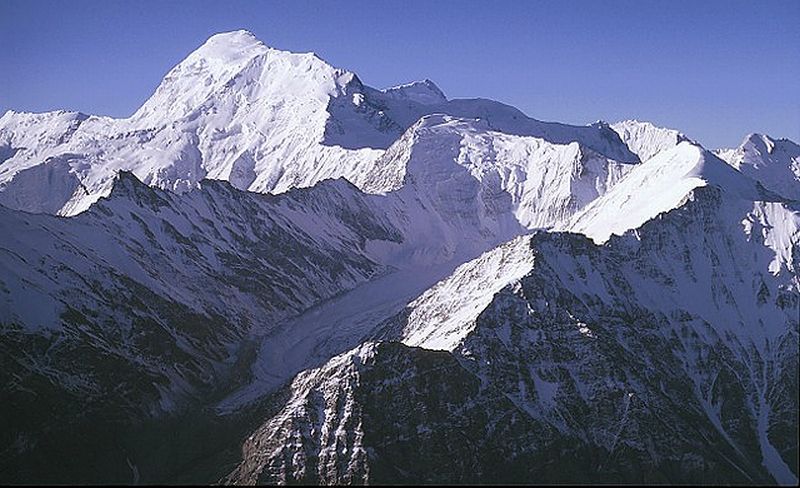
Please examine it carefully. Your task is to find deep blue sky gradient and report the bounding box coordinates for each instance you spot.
[1,0,798,148]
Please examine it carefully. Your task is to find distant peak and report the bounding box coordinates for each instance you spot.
[612,119,683,134]
[741,133,800,150]
[743,132,771,144]
[742,133,776,154]
[418,79,444,93]
[382,79,447,105]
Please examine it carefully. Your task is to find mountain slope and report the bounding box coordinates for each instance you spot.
[225,342,602,485]
[1,152,590,482]
[360,115,637,230]
[0,171,410,482]
[213,114,648,411]
[380,175,799,484]
[228,179,799,484]
[566,141,774,243]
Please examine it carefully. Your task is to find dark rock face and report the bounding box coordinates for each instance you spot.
[226,343,591,485]
[227,332,790,485]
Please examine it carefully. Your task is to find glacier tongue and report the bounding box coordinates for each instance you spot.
[216,255,472,413]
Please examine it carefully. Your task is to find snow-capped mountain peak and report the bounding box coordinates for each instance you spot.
[381,79,448,105]
[189,29,268,63]
[131,29,352,124]
[715,132,800,201]
[611,119,691,162]
[744,132,776,152]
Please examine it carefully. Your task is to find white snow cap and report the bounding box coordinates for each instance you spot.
[382,79,448,105]
[194,29,269,61]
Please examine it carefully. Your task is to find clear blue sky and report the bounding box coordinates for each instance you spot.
[1,0,798,148]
